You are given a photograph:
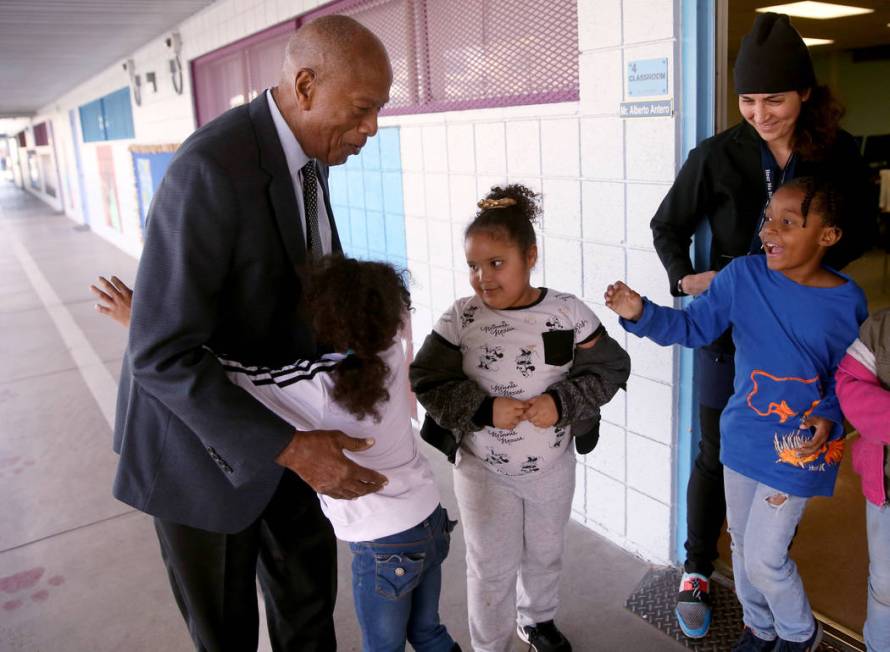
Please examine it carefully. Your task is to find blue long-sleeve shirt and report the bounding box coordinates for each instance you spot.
[621,255,867,497]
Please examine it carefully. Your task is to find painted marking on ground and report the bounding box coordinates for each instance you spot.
[0,568,65,616]
[8,234,117,431]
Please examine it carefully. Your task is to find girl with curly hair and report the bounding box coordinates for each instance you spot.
[411,183,630,652]
[92,257,461,652]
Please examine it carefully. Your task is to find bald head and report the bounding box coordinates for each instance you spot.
[281,15,390,85]
[273,15,392,166]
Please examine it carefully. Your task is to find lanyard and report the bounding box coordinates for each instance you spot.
[748,143,797,255]
[761,143,796,200]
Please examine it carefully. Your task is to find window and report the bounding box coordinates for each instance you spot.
[192,21,297,127]
[192,0,578,126]
[307,0,579,115]
[33,122,49,147]
[102,88,136,140]
[78,88,135,143]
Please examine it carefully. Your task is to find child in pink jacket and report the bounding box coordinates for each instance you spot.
[836,307,890,652]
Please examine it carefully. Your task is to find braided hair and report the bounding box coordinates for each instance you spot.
[781,176,845,231]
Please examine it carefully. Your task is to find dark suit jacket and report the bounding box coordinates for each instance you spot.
[113,92,341,533]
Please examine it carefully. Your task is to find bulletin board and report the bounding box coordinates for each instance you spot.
[129,144,179,233]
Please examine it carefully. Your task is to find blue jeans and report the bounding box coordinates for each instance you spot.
[724,467,814,643]
[866,501,890,652]
[349,505,456,652]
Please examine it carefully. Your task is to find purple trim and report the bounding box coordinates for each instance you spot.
[382,90,580,117]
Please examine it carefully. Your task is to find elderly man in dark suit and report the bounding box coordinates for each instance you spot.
[112,16,392,652]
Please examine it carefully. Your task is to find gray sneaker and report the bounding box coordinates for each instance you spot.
[676,572,713,639]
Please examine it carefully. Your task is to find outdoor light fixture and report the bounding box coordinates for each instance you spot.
[802,37,835,46]
[124,58,142,106]
[166,32,184,95]
[756,2,874,19]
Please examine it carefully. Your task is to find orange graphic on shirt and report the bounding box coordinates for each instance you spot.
[774,433,845,468]
[746,370,821,424]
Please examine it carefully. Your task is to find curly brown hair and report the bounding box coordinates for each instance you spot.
[304,255,411,422]
[465,183,541,255]
[794,85,845,160]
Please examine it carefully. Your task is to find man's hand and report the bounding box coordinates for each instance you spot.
[680,271,716,296]
[276,429,388,500]
[493,397,529,430]
[525,394,558,429]
[604,281,644,321]
[796,415,833,457]
[91,276,133,327]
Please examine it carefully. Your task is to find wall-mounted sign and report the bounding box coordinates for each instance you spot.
[627,58,668,97]
[620,100,673,118]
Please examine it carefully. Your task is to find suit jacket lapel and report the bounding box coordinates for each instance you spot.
[249,92,307,269]
[316,162,343,253]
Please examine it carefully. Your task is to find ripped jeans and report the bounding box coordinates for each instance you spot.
[724,466,815,643]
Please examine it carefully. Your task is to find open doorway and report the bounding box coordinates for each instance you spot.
[716,0,890,643]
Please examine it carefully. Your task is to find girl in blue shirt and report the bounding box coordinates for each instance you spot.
[605,177,867,652]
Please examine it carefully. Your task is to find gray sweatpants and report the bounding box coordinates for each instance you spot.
[453,449,575,652]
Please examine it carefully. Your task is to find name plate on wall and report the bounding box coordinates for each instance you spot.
[620,100,674,118]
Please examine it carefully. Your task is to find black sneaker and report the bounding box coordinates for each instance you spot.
[731,627,777,652]
[774,622,823,651]
[516,620,572,652]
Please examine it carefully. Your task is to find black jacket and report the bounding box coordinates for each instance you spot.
[113,93,342,533]
[651,120,874,298]
[409,327,631,461]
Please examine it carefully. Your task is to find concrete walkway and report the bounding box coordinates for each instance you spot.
[0,181,686,651]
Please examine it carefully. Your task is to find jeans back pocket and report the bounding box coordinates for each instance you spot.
[375,552,425,600]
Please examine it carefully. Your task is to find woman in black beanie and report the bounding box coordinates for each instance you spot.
[650,11,874,646]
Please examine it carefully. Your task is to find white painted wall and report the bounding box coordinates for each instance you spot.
[22,0,684,564]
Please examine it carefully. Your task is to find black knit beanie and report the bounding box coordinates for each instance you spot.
[734,13,815,94]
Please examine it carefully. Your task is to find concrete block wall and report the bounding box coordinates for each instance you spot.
[573,0,680,563]
[21,0,685,564]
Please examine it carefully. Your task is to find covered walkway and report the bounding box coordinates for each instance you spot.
[0,181,685,651]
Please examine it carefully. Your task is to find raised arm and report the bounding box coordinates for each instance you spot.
[605,268,733,349]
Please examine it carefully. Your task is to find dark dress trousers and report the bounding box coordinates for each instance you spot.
[112,92,342,651]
